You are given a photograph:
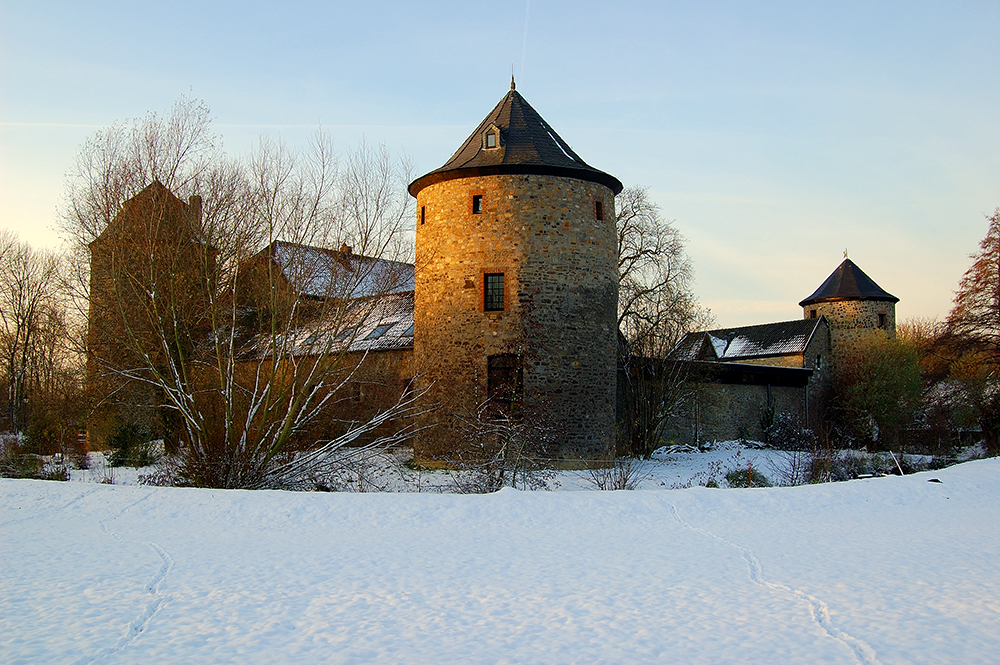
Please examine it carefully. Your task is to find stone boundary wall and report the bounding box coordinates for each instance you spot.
[663,382,807,447]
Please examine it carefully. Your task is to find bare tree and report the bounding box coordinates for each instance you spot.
[615,186,712,457]
[61,98,425,489]
[448,400,556,493]
[0,233,62,433]
[616,186,709,355]
[948,209,1000,352]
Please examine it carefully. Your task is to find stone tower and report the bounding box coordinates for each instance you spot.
[408,82,623,462]
[799,258,899,365]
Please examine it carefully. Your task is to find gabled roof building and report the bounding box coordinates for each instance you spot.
[668,257,897,446]
[675,318,829,368]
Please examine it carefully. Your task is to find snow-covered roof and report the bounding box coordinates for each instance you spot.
[343,291,414,353]
[254,291,414,359]
[245,241,416,359]
[270,241,414,300]
[673,319,825,362]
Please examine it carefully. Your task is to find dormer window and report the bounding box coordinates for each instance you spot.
[483,124,500,150]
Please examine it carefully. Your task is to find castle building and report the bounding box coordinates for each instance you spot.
[89,88,898,458]
[408,80,623,461]
[87,181,212,447]
[670,258,898,444]
[87,85,624,461]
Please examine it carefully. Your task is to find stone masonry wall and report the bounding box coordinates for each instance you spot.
[730,354,805,369]
[804,300,895,370]
[413,174,617,460]
[320,348,414,446]
[663,382,807,447]
[801,319,832,429]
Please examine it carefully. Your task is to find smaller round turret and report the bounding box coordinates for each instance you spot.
[799,258,898,364]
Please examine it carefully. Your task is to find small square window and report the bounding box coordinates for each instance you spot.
[472,195,483,214]
[809,309,817,319]
[484,273,504,311]
[595,200,604,221]
[485,130,497,149]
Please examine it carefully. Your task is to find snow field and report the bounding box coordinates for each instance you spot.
[2,459,999,664]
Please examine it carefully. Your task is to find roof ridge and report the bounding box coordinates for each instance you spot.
[702,318,820,336]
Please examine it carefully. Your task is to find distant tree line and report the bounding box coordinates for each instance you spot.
[0,231,84,458]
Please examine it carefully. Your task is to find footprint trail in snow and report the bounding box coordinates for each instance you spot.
[665,501,882,665]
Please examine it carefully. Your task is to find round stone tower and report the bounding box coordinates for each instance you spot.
[799,258,899,365]
[408,81,623,462]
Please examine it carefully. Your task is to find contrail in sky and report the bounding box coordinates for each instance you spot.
[520,0,530,83]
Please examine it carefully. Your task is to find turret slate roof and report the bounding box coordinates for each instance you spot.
[409,81,623,196]
[799,259,898,307]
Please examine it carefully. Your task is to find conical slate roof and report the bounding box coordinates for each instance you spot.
[799,259,898,307]
[408,82,623,196]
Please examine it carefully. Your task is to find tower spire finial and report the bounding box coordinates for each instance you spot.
[511,72,515,90]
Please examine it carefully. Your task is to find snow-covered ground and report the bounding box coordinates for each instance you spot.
[64,442,928,492]
[3,457,998,664]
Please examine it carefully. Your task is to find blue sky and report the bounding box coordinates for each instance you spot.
[2,0,998,326]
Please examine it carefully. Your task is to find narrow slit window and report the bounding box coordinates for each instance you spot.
[472,195,483,214]
[484,273,505,311]
[595,200,604,221]
[878,313,886,329]
[420,206,426,225]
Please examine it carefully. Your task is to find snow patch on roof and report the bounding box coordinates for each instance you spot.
[272,241,414,300]
[674,319,824,362]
